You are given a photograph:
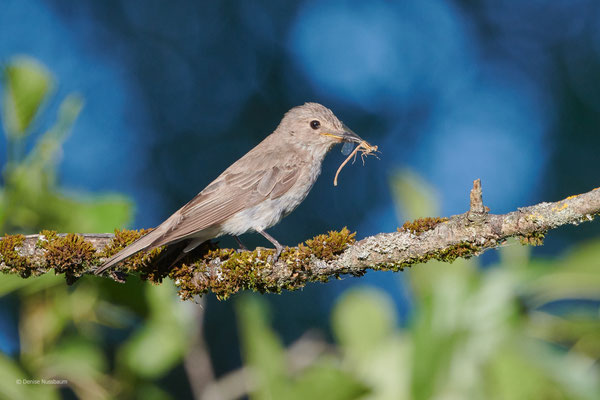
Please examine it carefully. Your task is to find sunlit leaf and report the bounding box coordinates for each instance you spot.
[118,284,188,379]
[0,274,33,297]
[0,353,29,400]
[57,193,133,233]
[498,237,531,269]
[527,311,600,358]
[119,320,185,379]
[523,239,600,307]
[389,168,440,220]
[1,56,54,138]
[332,287,397,359]
[527,339,600,399]
[236,295,288,399]
[0,353,58,400]
[289,361,369,400]
[3,190,132,234]
[41,338,109,399]
[487,346,565,400]
[0,188,6,228]
[26,93,84,169]
[560,239,600,274]
[410,293,463,400]
[18,274,63,295]
[42,338,107,378]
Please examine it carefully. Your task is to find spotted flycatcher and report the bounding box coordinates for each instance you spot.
[96,102,365,274]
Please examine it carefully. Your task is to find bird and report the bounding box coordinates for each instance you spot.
[95,102,364,274]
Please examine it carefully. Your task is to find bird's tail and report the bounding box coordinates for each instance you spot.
[94,230,161,275]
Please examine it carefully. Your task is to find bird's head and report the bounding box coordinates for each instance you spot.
[277,102,363,151]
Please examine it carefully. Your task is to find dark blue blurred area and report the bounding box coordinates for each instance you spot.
[1,0,600,374]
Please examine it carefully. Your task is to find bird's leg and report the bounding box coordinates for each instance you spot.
[234,236,248,251]
[257,229,284,261]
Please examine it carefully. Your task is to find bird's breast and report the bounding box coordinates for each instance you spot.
[281,156,323,211]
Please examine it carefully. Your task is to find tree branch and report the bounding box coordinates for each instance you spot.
[1,180,599,299]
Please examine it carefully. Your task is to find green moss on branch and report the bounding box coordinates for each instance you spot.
[170,228,356,300]
[0,234,31,278]
[400,217,449,236]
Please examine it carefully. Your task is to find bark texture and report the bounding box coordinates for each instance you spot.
[1,180,599,299]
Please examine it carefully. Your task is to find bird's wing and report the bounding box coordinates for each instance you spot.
[95,143,305,274]
[147,154,302,248]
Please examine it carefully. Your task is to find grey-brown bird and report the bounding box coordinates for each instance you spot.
[95,102,364,274]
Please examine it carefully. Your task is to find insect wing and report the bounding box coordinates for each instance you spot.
[341,141,354,156]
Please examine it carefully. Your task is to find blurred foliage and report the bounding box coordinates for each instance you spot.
[234,249,600,400]
[0,272,196,399]
[0,57,194,399]
[233,172,600,400]
[1,56,599,399]
[2,56,53,140]
[0,55,132,234]
[236,296,369,400]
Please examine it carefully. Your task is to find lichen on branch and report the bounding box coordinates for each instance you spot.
[1,180,599,301]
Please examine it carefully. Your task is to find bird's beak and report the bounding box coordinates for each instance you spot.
[321,123,363,143]
[340,124,363,143]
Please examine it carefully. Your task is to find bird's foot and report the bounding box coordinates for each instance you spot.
[234,236,248,252]
[257,229,284,263]
[272,243,284,263]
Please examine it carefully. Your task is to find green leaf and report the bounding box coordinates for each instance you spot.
[3,189,133,234]
[0,353,30,400]
[497,339,600,400]
[0,353,58,400]
[0,188,6,229]
[523,239,600,307]
[332,287,397,359]
[25,93,84,169]
[119,320,185,379]
[562,239,600,272]
[0,273,63,298]
[136,384,173,400]
[57,193,133,233]
[498,237,531,269]
[410,297,464,400]
[289,361,369,400]
[487,346,563,400]
[2,56,54,138]
[37,338,110,399]
[0,274,32,297]
[42,338,107,380]
[118,284,188,379]
[236,295,288,399]
[389,169,440,220]
[236,295,374,400]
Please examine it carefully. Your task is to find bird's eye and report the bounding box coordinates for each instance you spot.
[310,120,320,130]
